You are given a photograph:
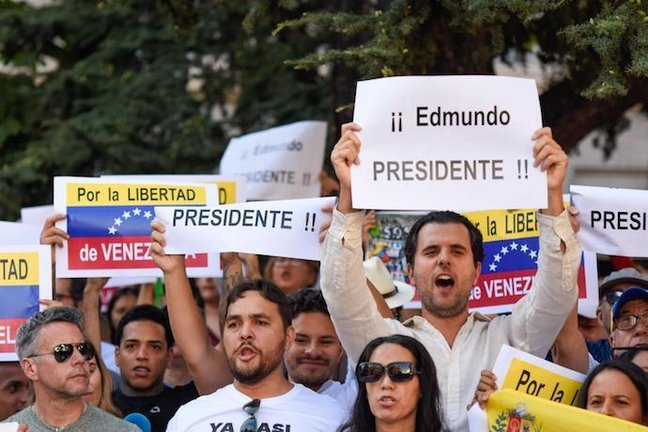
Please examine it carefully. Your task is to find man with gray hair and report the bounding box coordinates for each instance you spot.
[5,307,139,431]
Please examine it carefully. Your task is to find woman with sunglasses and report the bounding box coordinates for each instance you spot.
[341,334,446,432]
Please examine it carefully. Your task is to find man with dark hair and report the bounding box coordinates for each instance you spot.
[322,123,581,430]
[112,304,197,432]
[284,289,355,408]
[6,307,137,431]
[0,362,31,421]
[149,239,344,432]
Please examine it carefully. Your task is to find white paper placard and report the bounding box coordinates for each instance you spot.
[219,121,327,200]
[20,204,56,226]
[571,184,648,257]
[155,197,335,261]
[0,222,41,245]
[351,75,547,211]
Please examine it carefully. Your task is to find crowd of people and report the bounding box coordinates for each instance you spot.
[1,123,647,432]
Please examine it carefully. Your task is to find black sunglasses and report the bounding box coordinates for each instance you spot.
[357,361,420,383]
[240,398,260,432]
[27,342,95,363]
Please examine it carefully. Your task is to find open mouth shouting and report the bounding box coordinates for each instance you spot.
[436,274,455,289]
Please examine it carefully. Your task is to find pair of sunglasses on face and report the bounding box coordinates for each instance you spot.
[356,361,420,383]
[27,342,95,363]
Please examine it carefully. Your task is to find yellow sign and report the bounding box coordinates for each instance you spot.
[488,389,648,432]
[0,252,39,286]
[66,183,207,206]
[463,208,538,242]
[501,358,582,406]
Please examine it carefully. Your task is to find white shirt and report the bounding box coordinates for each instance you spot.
[320,208,581,432]
[166,383,344,432]
[318,365,358,414]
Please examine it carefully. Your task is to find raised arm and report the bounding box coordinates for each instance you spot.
[320,123,401,364]
[81,277,109,353]
[510,127,581,357]
[149,221,232,394]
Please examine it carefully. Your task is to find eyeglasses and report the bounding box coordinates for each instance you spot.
[605,290,623,305]
[27,342,95,363]
[240,398,260,432]
[356,361,420,383]
[615,312,648,331]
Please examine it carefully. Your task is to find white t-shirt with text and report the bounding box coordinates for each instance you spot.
[166,383,344,432]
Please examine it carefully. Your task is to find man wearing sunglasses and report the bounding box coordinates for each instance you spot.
[6,307,139,431]
[165,280,344,432]
[322,123,581,431]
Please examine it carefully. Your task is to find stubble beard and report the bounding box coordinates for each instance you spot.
[229,340,286,385]
[421,291,469,318]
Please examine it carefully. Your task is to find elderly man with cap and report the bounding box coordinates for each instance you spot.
[610,283,648,357]
[591,268,648,361]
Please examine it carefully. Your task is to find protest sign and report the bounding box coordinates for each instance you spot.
[571,185,648,258]
[351,75,546,211]
[54,177,221,278]
[0,245,51,361]
[469,345,586,432]
[219,121,327,200]
[101,174,246,204]
[0,221,41,245]
[155,197,335,261]
[20,204,56,227]
[483,389,647,432]
[492,345,585,406]
[365,207,598,316]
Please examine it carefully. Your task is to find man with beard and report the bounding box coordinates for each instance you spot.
[165,280,344,432]
[321,123,581,431]
[284,289,356,410]
[112,305,198,432]
[7,307,137,431]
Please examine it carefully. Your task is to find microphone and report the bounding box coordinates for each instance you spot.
[124,412,152,432]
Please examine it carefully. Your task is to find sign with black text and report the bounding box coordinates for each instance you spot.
[351,76,546,211]
[571,185,648,258]
[219,121,327,200]
[155,197,335,261]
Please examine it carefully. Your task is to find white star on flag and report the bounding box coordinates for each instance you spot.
[144,211,152,219]
[501,246,509,255]
[489,263,497,271]
[122,211,131,219]
[529,250,537,259]
[108,226,116,235]
[510,242,518,250]
[114,218,122,226]
[520,244,529,253]
[494,254,501,263]
[133,208,141,216]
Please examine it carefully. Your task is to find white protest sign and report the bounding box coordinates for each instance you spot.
[0,423,19,432]
[351,76,546,211]
[155,197,335,261]
[219,121,327,200]
[571,185,648,258]
[20,204,56,226]
[101,174,246,204]
[54,177,221,278]
[0,221,41,245]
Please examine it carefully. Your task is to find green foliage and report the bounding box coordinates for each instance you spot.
[0,0,332,220]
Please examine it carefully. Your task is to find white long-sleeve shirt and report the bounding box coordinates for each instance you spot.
[320,208,581,431]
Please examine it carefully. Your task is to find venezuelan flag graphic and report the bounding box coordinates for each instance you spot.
[67,205,206,269]
[0,251,44,354]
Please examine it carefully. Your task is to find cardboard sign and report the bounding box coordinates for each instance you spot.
[219,121,327,200]
[571,185,648,258]
[351,76,547,211]
[54,177,221,278]
[0,245,51,361]
[101,174,246,204]
[155,197,335,261]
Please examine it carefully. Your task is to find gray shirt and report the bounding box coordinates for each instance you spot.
[6,404,140,432]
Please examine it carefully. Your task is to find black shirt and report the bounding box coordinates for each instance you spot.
[112,382,198,432]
